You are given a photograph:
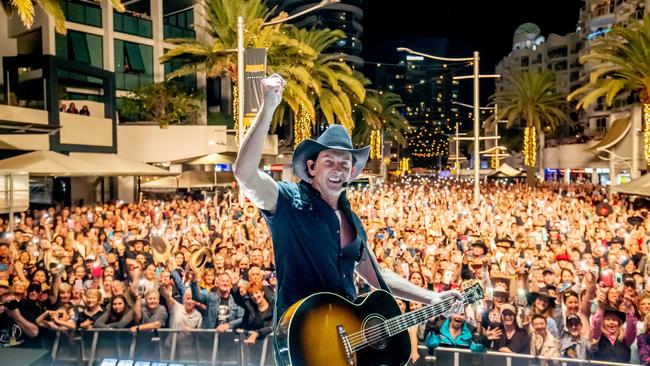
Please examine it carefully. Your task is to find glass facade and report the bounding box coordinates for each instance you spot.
[163,56,196,90]
[60,0,102,27]
[163,8,196,39]
[56,31,103,68]
[114,40,153,90]
[114,11,153,38]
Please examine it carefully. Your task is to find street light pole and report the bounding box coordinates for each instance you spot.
[398,47,500,205]
[472,51,480,204]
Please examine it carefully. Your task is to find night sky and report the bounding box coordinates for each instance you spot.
[361,0,584,77]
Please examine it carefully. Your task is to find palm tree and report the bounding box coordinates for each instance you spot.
[568,13,650,168]
[2,0,123,34]
[279,27,365,137]
[161,0,334,136]
[492,70,571,185]
[352,89,411,149]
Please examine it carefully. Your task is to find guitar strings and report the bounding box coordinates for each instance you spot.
[347,296,463,350]
[347,287,480,350]
[348,296,458,350]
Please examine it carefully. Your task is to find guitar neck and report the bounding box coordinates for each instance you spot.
[386,295,471,336]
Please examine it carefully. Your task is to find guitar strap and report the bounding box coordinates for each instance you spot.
[363,240,392,293]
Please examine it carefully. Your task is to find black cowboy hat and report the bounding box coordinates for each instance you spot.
[292,124,369,183]
[603,308,626,324]
[495,238,514,248]
[471,240,488,254]
[634,197,650,211]
[526,289,556,309]
[627,216,644,227]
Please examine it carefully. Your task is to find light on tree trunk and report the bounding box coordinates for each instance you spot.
[294,103,311,147]
[234,86,240,146]
[643,103,650,162]
[523,126,537,167]
[370,130,382,159]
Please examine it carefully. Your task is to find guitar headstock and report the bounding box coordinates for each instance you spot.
[461,282,484,304]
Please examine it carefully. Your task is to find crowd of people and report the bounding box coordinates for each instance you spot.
[0,177,650,365]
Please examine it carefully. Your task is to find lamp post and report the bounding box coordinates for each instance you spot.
[397,47,500,205]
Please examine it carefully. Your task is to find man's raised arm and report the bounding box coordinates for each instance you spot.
[233,74,285,213]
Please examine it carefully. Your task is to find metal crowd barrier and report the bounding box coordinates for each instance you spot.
[50,328,275,366]
[433,346,641,366]
[50,334,640,366]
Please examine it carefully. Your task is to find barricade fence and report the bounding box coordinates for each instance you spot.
[433,346,641,366]
[51,328,274,366]
[46,332,641,366]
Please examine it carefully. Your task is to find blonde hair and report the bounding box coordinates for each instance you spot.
[86,289,102,303]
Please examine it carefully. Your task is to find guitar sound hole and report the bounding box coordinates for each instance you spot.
[362,315,389,350]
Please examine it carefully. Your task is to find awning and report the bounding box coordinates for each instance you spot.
[141,171,235,189]
[587,117,631,152]
[185,153,236,165]
[70,153,175,176]
[611,173,650,196]
[0,151,105,176]
[489,163,523,178]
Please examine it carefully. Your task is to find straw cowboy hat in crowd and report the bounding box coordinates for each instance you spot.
[150,236,171,265]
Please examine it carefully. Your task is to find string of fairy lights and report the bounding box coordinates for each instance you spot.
[294,103,311,147]
[644,104,650,163]
[233,58,474,166]
[523,126,536,167]
[370,130,382,159]
[233,86,241,146]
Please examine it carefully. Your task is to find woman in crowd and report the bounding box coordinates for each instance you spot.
[491,303,530,354]
[525,289,559,337]
[233,280,273,346]
[77,289,103,330]
[590,288,638,363]
[95,294,133,328]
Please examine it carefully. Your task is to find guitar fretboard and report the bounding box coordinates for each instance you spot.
[384,295,471,336]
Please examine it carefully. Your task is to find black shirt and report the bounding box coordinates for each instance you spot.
[260,181,368,321]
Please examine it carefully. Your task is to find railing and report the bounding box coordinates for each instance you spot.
[434,346,639,366]
[60,0,102,27]
[51,328,275,366]
[114,10,153,38]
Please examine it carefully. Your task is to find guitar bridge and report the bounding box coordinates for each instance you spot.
[336,324,354,365]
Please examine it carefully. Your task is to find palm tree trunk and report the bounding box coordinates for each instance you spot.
[526,165,536,187]
[538,131,545,182]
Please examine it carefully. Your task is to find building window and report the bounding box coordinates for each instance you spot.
[547,47,567,59]
[596,117,606,132]
[115,40,153,90]
[554,61,567,71]
[164,8,196,39]
[164,50,196,91]
[114,10,153,38]
[55,31,103,68]
[520,56,529,67]
[60,0,102,27]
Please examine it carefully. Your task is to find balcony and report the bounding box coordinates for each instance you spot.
[59,0,101,27]
[114,10,152,38]
[60,111,113,147]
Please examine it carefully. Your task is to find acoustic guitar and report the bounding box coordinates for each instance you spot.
[274,283,484,366]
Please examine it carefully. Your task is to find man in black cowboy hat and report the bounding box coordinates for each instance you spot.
[234,74,462,348]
